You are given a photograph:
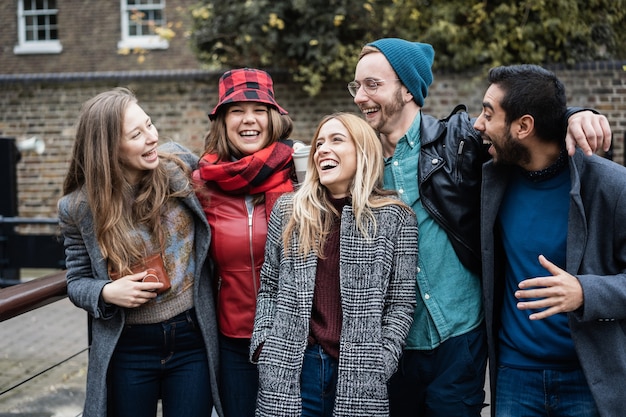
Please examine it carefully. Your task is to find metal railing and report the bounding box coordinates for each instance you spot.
[0,270,67,321]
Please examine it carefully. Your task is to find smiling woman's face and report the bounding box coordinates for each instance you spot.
[224,101,270,156]
[313,118,357,198]
[119,102,159,184]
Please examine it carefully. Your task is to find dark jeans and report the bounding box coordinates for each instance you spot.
[219,334,258,417]
[108,308,213,417]
[389,325,487,417]
[301,344,338,417]
[496,366,599,417]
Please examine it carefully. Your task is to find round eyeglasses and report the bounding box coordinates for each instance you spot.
[347,78,400,97]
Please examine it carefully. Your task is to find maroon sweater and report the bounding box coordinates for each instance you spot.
[308,196,349,359]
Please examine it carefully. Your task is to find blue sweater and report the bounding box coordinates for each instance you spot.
[497,168,579,369]
[482,150,626,416]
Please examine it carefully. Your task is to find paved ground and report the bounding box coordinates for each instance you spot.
[0,296,87,417]
[0,271,490,416]
[0,270,218,417]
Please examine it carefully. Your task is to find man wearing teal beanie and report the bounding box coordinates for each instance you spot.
[368,38,434,107]
[348,37,612,416]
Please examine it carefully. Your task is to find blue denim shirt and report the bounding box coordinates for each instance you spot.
[383,114,483,350]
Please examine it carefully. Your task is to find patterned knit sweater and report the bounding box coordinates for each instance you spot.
[125,200,196,324]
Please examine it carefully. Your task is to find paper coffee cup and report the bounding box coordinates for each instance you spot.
[292,145,311,184]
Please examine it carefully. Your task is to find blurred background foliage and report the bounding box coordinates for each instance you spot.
[187,0,626,95]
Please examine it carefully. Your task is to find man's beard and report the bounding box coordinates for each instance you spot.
[491,130,531,166]
[373,88,405,134]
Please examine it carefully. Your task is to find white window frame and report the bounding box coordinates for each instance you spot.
[117,0,169,51]
[14,0,63,55]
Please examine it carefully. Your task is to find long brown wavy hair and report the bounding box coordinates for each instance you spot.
[62,87,190,275]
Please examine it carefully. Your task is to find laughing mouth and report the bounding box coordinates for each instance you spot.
[320,160,338,170]
[142,148,157,157]
[361,106,379,115]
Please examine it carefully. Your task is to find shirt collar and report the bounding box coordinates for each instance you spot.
[402,112,422,150]
[518,146,569,182]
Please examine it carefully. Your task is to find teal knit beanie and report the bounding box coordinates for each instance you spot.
[368,38,435,107]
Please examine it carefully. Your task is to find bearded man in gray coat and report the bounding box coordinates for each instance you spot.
[476,64,626,417]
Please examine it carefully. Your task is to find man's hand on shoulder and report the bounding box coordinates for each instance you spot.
[565,111,612,156]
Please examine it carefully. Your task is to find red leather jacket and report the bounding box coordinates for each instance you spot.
[201,185,268,338]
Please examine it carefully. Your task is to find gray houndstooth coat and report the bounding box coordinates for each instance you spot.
[251,193,418,417]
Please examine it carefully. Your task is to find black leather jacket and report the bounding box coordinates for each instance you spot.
[418,105,488,274]
[418,105,588,275]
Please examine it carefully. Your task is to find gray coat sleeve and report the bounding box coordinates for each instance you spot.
[58,195,117,320]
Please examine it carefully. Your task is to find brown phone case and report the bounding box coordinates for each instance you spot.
[109,253,171,294]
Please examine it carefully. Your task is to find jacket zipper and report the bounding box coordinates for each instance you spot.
[455,140,465,181]
[248,206,258,295]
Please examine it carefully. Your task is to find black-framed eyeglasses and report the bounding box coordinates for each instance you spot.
[347,78,400,97]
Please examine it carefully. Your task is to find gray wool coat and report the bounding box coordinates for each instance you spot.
[481,149,626,417]
[57,142,222,417]
[251,193,418,417]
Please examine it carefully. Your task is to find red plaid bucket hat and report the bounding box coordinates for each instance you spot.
[208,68,288,120]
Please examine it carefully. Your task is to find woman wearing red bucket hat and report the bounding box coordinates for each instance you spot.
[193,68,301,417]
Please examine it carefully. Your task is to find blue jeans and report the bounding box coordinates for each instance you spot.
[495,366,600,417]
[300,344,338,417]
[108,308,213,417]
[219,335,258,417]
[389,325,487,417]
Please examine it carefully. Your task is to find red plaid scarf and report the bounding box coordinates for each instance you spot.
[195,140,294,220]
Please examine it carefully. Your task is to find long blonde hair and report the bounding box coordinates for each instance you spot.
[283,112,406,257]
[62,87,190,274]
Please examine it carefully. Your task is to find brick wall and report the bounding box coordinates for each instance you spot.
[0,0,201,74]
[0,64,624,226]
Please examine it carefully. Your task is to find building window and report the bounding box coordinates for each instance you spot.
[14,0,63,55]
[118,0,168,51]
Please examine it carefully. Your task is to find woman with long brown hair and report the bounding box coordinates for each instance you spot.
[58,87,221,417]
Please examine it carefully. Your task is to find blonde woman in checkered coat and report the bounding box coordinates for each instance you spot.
[250,113,418,417]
